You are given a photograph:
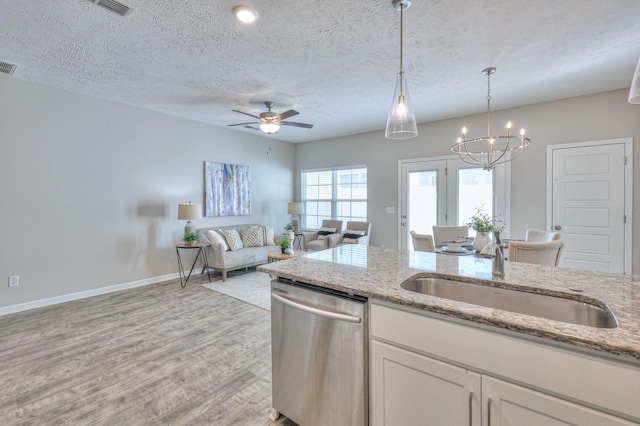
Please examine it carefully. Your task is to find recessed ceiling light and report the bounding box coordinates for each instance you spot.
[233,5,258,23]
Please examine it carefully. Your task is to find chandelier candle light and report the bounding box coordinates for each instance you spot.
[385,0,417,139]
[452,68,530,171]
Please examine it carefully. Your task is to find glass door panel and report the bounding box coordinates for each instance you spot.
[409,170,438,249]
[458,167,493,237]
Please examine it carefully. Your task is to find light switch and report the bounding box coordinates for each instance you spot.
[386,206,395,214]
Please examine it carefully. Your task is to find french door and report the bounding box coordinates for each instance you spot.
[399,156,509,250]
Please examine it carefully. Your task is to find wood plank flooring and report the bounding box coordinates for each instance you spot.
[0,274,297,425]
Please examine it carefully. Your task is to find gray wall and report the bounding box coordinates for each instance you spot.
[295,89,640,273]
[0,76,295,308]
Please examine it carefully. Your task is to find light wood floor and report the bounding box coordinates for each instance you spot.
[0,274,297,425]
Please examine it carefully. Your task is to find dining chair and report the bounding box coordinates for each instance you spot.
[410,231,435,252]
[508,240,564,267]
[525,229,561,242]
[432,226,468,247]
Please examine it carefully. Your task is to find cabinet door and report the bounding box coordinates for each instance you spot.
[483,376,636,426]
[371,340,481,426]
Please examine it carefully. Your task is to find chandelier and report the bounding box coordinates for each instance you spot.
[385,0,417,139]
[452,68,530,170]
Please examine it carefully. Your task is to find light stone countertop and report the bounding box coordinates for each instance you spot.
[258,245,640,362]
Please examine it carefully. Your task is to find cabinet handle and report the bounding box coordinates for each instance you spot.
[487,397,492,426]
[468,392,473,426]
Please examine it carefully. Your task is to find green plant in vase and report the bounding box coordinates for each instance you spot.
[181,232,200,247]
[278,237,292,254]
[465,206,505,252]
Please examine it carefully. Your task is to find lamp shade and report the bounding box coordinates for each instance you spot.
[178,203,202,220]
[629,58,640,104]
[288,202,303,215]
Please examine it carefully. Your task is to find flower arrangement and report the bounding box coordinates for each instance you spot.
[465,206,505,234]
[284,223,295,231]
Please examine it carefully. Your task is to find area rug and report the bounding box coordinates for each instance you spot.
[202,270,272,310]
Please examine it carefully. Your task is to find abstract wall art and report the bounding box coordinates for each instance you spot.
[204,161,251,217]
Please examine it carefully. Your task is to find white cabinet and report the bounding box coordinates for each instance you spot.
[371,340,481,426]
[483,376,635,426]
[370,301,640,425]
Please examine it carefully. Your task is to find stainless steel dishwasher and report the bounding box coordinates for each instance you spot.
[270,278,368,426]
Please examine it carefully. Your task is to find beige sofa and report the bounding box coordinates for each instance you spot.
[197,224,278,281]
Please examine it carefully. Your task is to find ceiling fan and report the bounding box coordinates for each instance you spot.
[228,101,314,134]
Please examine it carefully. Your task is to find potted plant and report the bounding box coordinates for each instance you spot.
[278,237,292,254]
[284,223,295,240]
[465,206,504,252]
[181,232,200,247]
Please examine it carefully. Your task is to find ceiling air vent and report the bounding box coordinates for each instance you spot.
[87,0,133,17]
[0,61,18,75]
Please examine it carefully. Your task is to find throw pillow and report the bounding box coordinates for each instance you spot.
[317,227,337,241]
[206,230,230,251]
[221,229,244,251]
[239,226,264,247]
[343,229,366,244]
[263,226,276,245]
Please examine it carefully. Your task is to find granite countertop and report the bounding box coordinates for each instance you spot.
[258,245,640,362]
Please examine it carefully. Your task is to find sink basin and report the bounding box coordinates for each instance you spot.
[401,277,618,328]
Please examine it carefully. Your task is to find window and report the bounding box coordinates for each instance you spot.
[302,167,367,230]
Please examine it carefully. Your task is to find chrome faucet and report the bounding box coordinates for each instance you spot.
[480,230,505,277]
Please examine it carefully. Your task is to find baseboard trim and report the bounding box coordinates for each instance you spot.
[0,272,180,317]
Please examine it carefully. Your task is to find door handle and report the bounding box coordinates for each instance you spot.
[554,225,562,230]
[271,293,361,323]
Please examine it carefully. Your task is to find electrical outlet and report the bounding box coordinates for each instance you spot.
[8,275,19,287]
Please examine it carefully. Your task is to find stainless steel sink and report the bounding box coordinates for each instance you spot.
[401,277,618,328]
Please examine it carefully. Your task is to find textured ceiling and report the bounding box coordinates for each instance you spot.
[2,0,640,143]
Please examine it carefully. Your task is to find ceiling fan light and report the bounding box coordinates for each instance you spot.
[260,122,280,134]
[233,5,258,23]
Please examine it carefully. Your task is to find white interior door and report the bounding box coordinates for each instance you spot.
[399,160,446,250]
[548,139,631,273]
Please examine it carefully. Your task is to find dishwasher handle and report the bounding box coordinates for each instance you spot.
[271,293,362,323]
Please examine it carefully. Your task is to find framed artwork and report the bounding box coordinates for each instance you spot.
[204,161,251,217]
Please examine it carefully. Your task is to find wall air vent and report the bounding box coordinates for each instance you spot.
[87,0,133,17]
[0,61,18,75]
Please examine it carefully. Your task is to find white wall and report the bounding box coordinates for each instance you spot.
[0,76,295,308]
[295,89,640,273]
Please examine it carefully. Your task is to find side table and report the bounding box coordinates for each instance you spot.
[267,250,306,263]
[293,233,304,251]
[176,242,211,288]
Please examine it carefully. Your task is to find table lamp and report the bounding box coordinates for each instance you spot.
[288,202,303,232]
[178,202,202,235]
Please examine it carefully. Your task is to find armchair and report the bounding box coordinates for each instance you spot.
[331,221,372,247]
[301,220,343,252]
[525,229,562,242]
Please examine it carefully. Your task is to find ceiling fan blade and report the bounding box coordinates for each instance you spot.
[228,121,259,127]
[276,109,299,120]
[280,121,314,129]
[232,110,261,120]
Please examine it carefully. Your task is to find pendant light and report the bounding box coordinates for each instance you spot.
[385,0,418,139]
[451,68,530,170]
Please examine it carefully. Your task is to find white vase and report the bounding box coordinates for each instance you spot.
[473,232,493,252]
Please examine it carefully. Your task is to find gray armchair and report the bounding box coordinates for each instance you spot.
[301,220,343,252]
[331,221,372,247]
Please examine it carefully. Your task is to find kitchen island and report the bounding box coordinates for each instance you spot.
[258,244,640,425]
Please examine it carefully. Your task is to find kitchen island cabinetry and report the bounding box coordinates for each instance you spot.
[370,301,639,425]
